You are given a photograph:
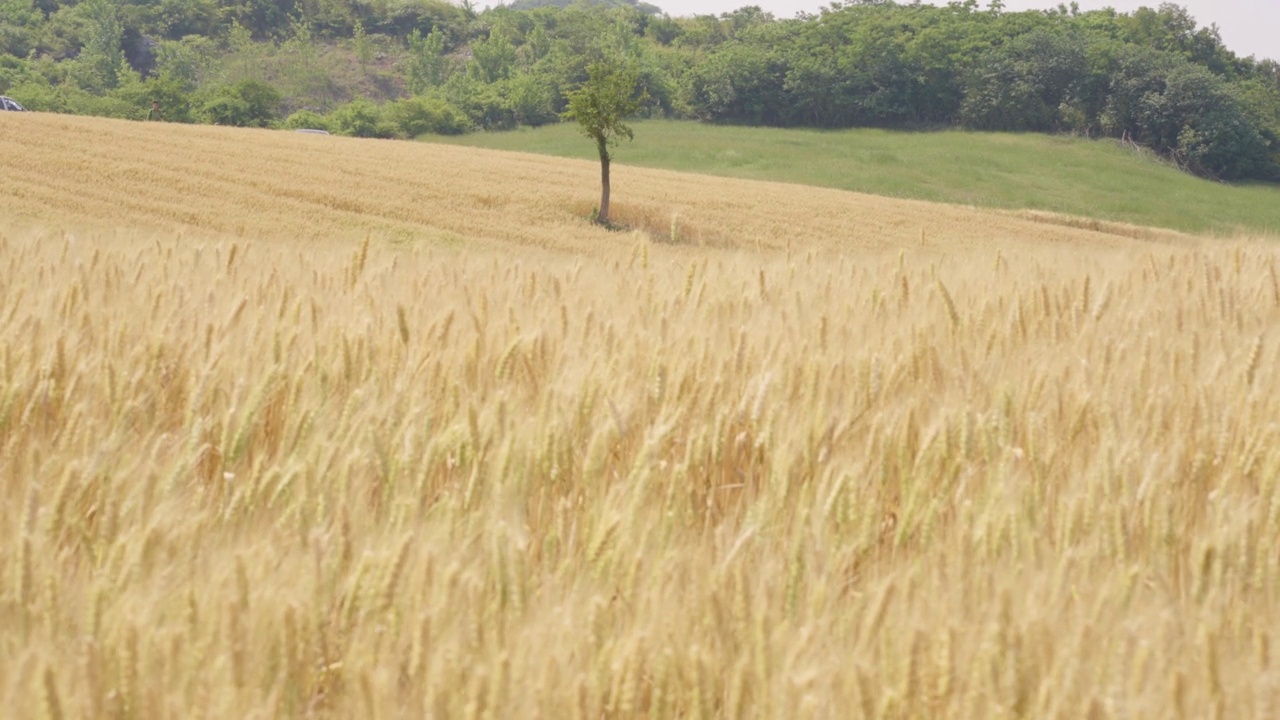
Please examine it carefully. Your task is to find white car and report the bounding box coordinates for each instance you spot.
[0,96,26,111]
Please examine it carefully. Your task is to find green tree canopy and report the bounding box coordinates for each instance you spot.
[563,55,647,225]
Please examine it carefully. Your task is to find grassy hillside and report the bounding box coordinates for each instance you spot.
[3,113,1280,718]
[432,120,1280,237]
[0,112,1180,252]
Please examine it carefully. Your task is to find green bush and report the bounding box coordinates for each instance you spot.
[7,80,138,118]
[112,73,197,123]
[283,109,332,132]
[444,74,517,130]
[382,95,470,138]
[0,16,37,58]
[195,79,282,127]
[506,72,559,127]
[0,54,31,95]
[326,97,391,138]
[960,30,1089,132]
[1102,47,1272,180]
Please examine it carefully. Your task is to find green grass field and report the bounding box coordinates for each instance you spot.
[430,120,1280,236]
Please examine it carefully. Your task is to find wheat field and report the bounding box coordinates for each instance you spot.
[2,114,1280,719]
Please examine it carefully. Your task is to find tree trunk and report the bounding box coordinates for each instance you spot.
[596,140,611,226]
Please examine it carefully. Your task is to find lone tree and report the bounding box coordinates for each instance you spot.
[563,57,648,226]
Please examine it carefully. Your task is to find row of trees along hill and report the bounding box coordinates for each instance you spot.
[1,0,1278,180]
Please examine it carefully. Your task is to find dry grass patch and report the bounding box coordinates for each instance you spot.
[1007,209,1201,245]
[2,218,1280,717]
[565,199,734,247]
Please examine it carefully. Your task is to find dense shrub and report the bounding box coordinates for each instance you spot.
[113,72,197,123]
[960,30,1090,132]
[382,95,470,137]
[290,96,470,139]
[443,75,518,131]
[7,80,138,118]
[326,97,388,137]
[282,109,331,132]
[196,79,282,127]
[1102,46,1270,179]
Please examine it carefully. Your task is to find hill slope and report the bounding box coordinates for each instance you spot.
[0,113,1197,253]
[432,121,1280,237]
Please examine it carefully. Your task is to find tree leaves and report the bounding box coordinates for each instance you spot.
[562,56,648,154]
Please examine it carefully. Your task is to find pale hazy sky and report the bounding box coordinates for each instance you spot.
[654,1,1278,61]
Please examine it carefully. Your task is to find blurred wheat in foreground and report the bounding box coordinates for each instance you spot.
[2,225,1280,720]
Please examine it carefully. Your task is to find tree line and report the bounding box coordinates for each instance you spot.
[2,0,1277,180]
